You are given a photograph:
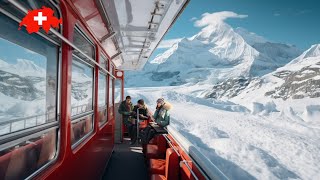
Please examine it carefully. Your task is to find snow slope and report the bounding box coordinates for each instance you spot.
[125,86,320,180]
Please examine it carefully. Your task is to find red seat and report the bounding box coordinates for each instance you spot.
[139,119,149,129]
[146,135,167,159]
[146,145,161,159]
[143,136,158,154]
[0,152,12,179]
[151,174,166,180]
[150,148,180,180]
[149,159,166,175]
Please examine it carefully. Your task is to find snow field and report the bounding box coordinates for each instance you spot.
[125,86,320,180]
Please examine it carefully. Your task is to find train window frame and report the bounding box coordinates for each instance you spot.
[108,64,115,107]
[70,26,96,149]
[98,53,109,128]
[0,1,61,179]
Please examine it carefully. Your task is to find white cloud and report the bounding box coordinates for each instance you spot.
[274,13,280,16]
[25,49,37,54]
[189,17,197,22]
[158,38,183,49]
[194,11,248,27]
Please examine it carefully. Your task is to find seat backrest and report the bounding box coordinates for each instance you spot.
[157,135,167,155]
[165,148,180,180]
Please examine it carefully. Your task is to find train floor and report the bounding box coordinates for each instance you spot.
[102,138,148,180]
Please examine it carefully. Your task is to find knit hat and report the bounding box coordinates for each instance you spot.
[156,98,165,105]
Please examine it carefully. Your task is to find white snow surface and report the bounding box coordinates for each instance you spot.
[125,85,320,180]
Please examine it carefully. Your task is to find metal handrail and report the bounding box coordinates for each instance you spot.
[163,134,180,156]
[167,125,230,180]
[71,104,92,116]
[180,160,199,180]
[0,112,56,135]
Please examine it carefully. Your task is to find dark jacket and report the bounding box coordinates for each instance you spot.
[154,102,172,127]
[132,105,149,120]
[118,100,134,123]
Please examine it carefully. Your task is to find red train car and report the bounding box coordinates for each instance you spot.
[0,0,227,179]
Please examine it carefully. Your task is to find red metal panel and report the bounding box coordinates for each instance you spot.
[34,1,114,179]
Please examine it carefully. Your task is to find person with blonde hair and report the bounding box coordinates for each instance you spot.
[140,98,172,144]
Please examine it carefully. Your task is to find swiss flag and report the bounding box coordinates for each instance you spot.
[19,6,62,34]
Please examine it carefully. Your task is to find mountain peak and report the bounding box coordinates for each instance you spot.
[302,44,320,59]
[234,27,268,45]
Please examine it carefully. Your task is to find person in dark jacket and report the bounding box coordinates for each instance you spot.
[118,96,135,144]
[130,99,150,144]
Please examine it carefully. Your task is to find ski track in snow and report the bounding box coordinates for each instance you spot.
[125,86,320,180]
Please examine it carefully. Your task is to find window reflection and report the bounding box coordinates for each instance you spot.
[98,72,107,107]
[71,58,93,116]
[0,14,58,135]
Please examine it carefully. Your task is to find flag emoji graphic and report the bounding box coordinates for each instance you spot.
[19,6,62,34]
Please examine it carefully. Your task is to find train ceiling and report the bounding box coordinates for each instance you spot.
[72,0,189,71]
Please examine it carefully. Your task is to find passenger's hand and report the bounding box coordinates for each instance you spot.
[130,111,136,116]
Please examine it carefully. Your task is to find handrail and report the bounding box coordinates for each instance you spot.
[163,134,180,156]
[167,125,230,180]
[0,112,56,135]
[180,160,199,180]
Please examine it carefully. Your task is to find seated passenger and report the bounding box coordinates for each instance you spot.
[118,95,135,144]
[132,99,150,121]
[130,99,150,144]
[140,98,172,144]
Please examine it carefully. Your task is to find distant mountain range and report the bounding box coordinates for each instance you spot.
[125,20,320,100]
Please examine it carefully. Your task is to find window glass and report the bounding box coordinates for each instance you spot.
[71,58,93,116]
[0,129,57,179]
[98,72,107,107]
[70,27,95,146]
[115,79,122,104]
[73,28,94,59]
[71,115,93,146]
[108,65,114,106]
[0,15,58,136]
[100,54,108,69]
[0,4,59,180]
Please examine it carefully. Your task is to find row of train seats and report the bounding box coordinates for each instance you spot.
[0,131,56,180]
[144,135,180,180]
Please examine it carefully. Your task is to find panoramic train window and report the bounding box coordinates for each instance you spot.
[70,27,95,146]
[98,54,108,126]
[0,3,60,180]
[0,15,58,135]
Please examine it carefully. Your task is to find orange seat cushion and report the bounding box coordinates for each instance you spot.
[151,174,166,180]
[146,144,160,159]
[149,159,166,175]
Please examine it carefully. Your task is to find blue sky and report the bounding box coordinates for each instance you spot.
[0,37,46,68]
[151,0,320,60]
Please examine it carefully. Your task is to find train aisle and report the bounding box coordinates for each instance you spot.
[102,138,148,180]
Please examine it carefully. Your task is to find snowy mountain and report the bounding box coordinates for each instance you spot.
[0,59,45,77]
[265,44,320,100]
[0,70,45,101]
[204,44,320,101]
[125,21,301,87]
